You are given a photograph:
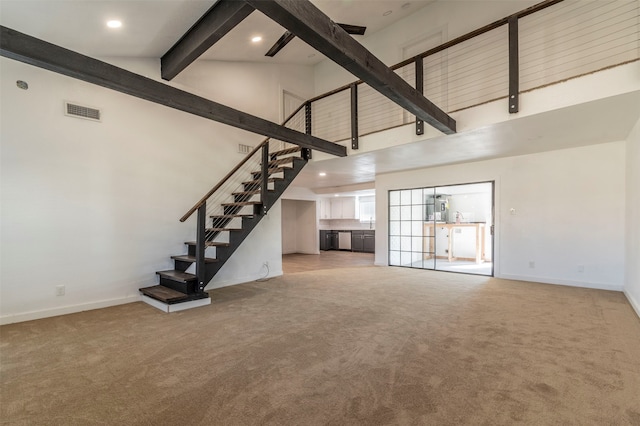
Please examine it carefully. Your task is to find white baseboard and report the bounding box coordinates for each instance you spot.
[498,273,624,292]
[624,290,640,319]
[0,295,141,325]
[141,295,211,313]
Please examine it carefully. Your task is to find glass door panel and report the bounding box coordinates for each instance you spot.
[388,182,493,276]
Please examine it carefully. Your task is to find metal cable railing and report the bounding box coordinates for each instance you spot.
[519,0,639,92]
[303,0,638,144]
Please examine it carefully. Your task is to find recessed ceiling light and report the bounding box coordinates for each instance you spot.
[106,20,122,29]
[308,53,316,58]
[251,36,262,43]
[319,172,326,177]
[401,3,411,9]
[383,10,392,16]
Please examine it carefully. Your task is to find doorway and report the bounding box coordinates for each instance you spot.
[388,181,494,276]
[281,199,317,255]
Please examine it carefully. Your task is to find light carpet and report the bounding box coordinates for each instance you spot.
[1,267,639,425]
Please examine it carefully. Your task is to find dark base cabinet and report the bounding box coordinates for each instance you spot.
[351,230,375,253]
[363,232,375,253]
[320,230,338,251]
[321,230,374,252]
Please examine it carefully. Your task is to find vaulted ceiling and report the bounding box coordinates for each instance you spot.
[0,0,433,65]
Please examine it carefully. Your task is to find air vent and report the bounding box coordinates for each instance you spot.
[64,102,101,122]
[238,144,253,154]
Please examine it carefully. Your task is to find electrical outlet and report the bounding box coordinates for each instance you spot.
[56,285,65,296]
[510,208,517,215]
[529,261,535,269]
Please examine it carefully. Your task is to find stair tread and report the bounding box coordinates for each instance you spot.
[210,214,254,219]
[207,227,242,232]
[156,270,197,283]
[252,167,290,176]
[231,190,264,197]
[140,285,189,303]
[270,147,301,157]
[171,255,218,263]
[267,157,295,167]
[185,241,230,247]
[242,177,283,186]
[221,201,262,207]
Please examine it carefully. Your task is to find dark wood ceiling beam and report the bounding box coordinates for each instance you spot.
[0,26,346,157]
[161,0,254,81]
[265,31,295,57]
[244,0,456,135]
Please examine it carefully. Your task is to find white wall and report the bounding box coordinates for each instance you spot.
[625,117,640,317]
[0,57,314,324]
[314,0,538,93]
[376,142,627,291]
[281,200,318,255]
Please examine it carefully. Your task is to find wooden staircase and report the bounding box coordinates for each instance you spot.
[140,143,309,310]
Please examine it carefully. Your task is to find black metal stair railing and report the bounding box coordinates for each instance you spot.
[179,104,310,293]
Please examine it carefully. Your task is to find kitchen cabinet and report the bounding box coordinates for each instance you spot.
[341,197,356,219]
[351,231,364,251]
[363,231,375,253]
[351,230,375,253]
[327,197,356,219]
[330,199,342,219]
[319,199,331,219]
[319,230,338,250]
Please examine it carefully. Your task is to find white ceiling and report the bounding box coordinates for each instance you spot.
[0,0,433,64]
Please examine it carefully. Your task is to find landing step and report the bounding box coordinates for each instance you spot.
[171,255,218,264]
[185,241,230,247]
[139,285,188,303]
[156,270,196,283]
[141,292,211,313]
[270,147,301,157]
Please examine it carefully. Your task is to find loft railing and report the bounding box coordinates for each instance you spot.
[306,0,639,147]
[179,0,638,291]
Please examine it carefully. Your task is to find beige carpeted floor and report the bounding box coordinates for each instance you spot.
[2,267,640,425]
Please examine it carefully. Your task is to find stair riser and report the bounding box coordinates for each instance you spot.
[233,193,260,203]
[210,216,233,231]
[158,277,197,294]
[174,259,192,272]
[243,182,275,192]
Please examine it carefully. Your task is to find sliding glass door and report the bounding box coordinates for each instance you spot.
[389,182,494,276]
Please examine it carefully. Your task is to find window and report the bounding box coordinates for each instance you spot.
[358,196,375,223]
